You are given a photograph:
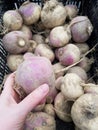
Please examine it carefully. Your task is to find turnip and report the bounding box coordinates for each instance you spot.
[53,63,65,79]
[71,93,98,130]
[3,10,23,31]
[78,57,94,72]
[23,52,35,60]
[20,24,33,40]
[28,40,38,52]
[75,43,89,55]
[55,76,63,90]
[70,16,93,42]
[44,104,55,117]
[54,92,73,122]
[7,54,24,72]
[3,31,29,54]
[67,66,88,81]
[15,56,56,103]
[55,44,81,66]
[24,112,56,130]
[19,1,41,25]
[41,0,67,28]
[81,83,98,94]
[34,44,55,62]
[65,4,78,20]
[61,73,84,99]
[33,34,45,44]
[49,26,71,47]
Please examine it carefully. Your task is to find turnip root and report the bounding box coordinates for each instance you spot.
[34,44,55,62]
[33,34,45,44]
[33,102,46,112]
[65,5,78,20]
[67,66,88,81]
[49,26,71,47]
[53,63,65,79]
[24,112,56,130]
[44,104,55,117]
[54,92,73,122]
[3,31,29,54]
[55,76,63,90]
[75,43,89,55]
[20,25,33,40]
[81,83,98,94]
[78,57,94,72]
[3,10,23,31]
[19,1,41,25]
[55,44,81,66]
[41,0,67,28]
[28,40,38,52]
[71,93,98,130]
[61,73,84,99]
[70,16,93,42]
[15,56,56,103]
[7,54,24,72]
[23,52,35,60]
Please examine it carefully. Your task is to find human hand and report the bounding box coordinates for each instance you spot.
[0,73,49,130]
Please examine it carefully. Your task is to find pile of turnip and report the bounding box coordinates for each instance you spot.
[1,0,98,130]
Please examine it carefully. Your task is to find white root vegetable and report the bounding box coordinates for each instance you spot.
[67,66,88,81]
[3,31,29,54]
[49,26,71,47]
[54,92,73,122]
[71,93,98,130]
[65,4,78,20]
[61,73,84,99]
[55,44,81,66]
[28,40,38,52]
[55,76,63,90]
[7,54,24,72]
[53,62,65,79]
[78,57,94,72]
[41,0,67,28]
[33,34,45,44]
[44,104,55,117]
[20,24,33,40]
[34,44,55,62]
[3,10,23,31]
[70,16,93,42]
[19,1,41,25]
[24,112,56,130]
[75,43,89,55]
[81,83,98,94]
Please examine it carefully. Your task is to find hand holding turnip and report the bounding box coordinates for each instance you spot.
[0,73,49,130]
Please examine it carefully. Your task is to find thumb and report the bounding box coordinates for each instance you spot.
[18,84,49,114]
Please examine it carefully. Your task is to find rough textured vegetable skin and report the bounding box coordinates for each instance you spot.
[71,93,98,130]
[24,112,56,130]
[41,0,67,28]
[7,54,24,72]
[3,31,29,54]
[3,10,23,31]
[15,56,56,103]
[54,92,73,122]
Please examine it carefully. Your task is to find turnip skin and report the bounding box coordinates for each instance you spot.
[41,0,67,29]
[15,56,56,103]
[3,10,23,31]
[24,112,56,130]
[71,93,98,130]
[3,31,29,54]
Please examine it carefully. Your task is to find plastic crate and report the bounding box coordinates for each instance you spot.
[0,0,98,130]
